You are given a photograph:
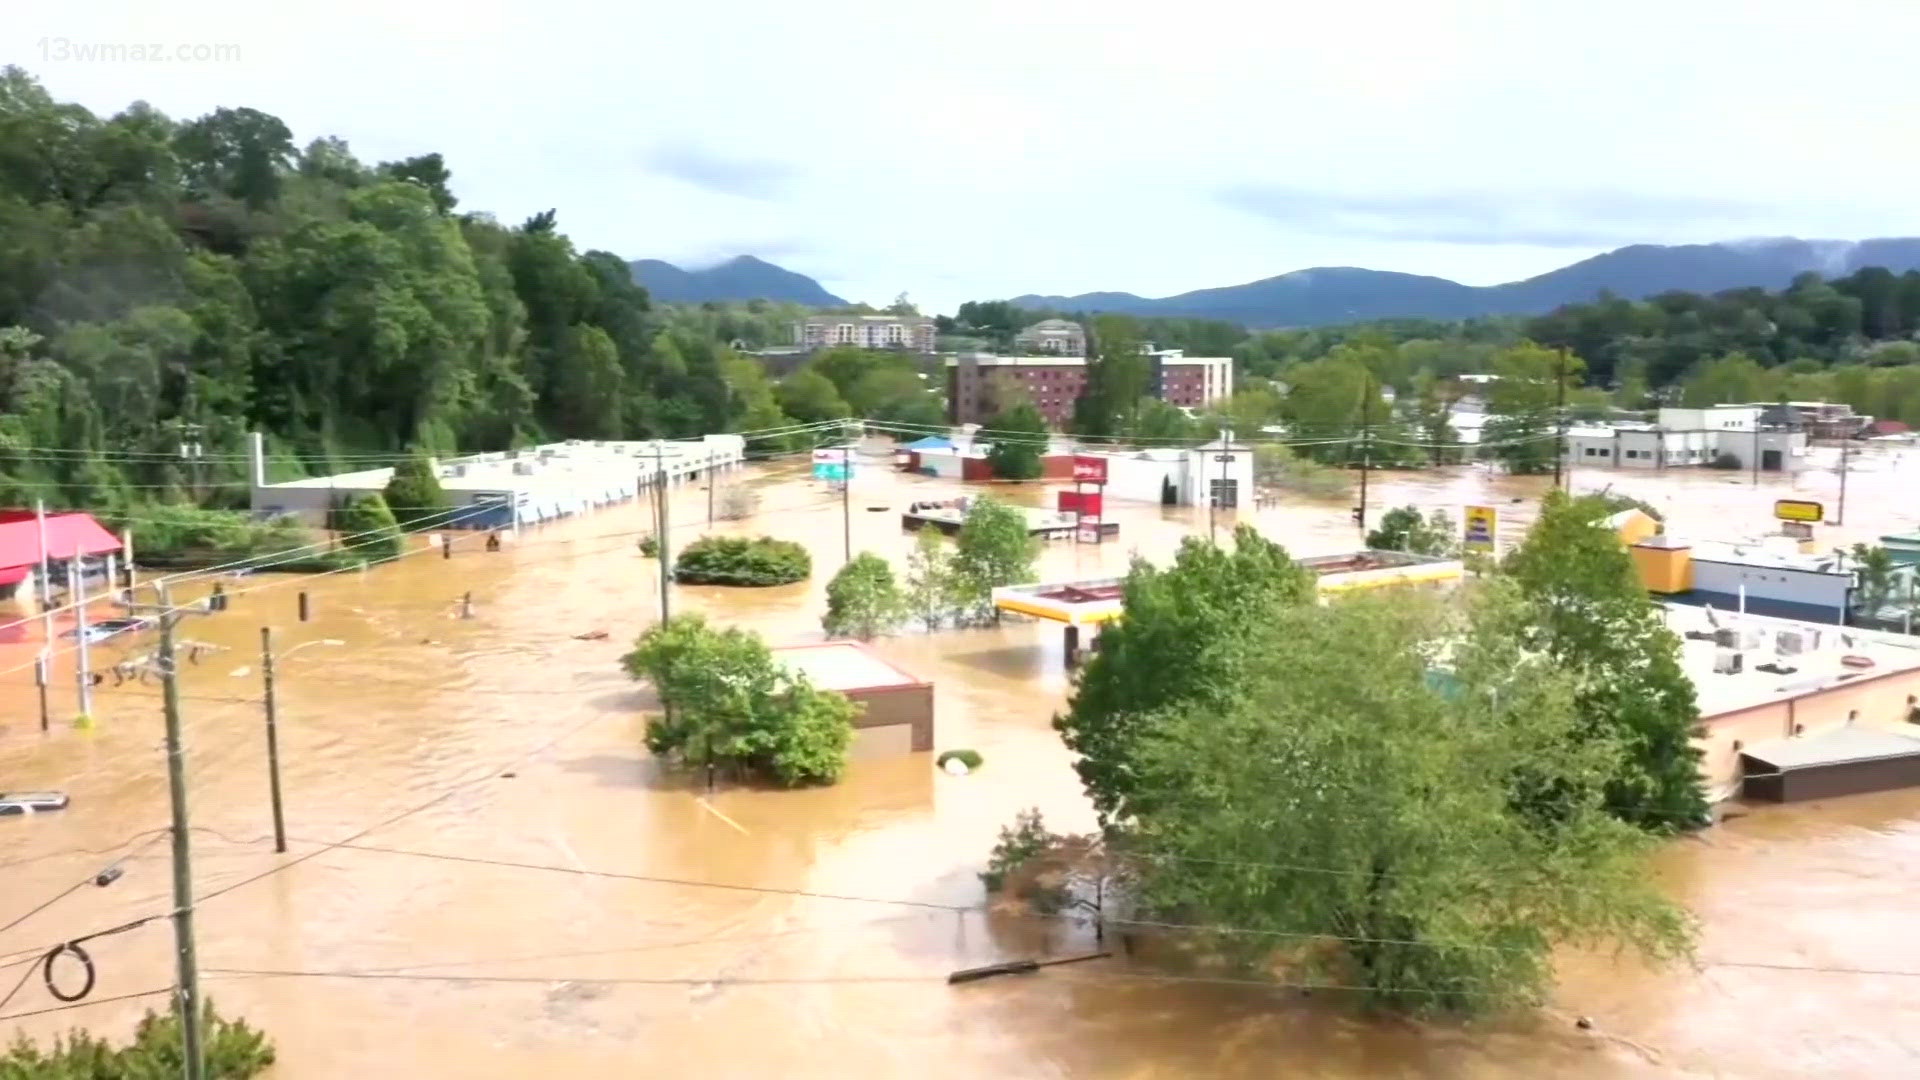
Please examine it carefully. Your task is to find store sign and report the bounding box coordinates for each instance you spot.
[1076,516,1103,544]
[1774,499,1824,523]
[1462,505,1498,553]
[1072,455,1108,483]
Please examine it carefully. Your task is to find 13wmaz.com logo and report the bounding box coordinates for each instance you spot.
[37,38,242,63]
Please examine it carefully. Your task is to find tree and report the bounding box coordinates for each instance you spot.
[1483,342,1584,475]
[329,492,402,562]
[949,497,1039,623]
[1851,543,1897,616]
[985,401,1047,480]
[1366,506,1456,555]
[673,535,811,586]
[1126,588,1693,1014]
[1074,314,1149,436]
[823,552,903,639]
[0,999,275,1076]
[622,614,855,785]
[1056,526,1316,825]
[381,452,450,530]
[1129,396,1198,442]
[777,367,851,424]
[902,527,956,630]
[1503,490,1709,831]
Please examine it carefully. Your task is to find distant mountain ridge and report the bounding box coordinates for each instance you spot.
[629,255,845,306]
[1009,238,1920,327]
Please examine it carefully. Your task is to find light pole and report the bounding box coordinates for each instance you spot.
[260,630,342,853]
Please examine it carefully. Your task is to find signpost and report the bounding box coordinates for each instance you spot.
[1070,455,1107,545]
[1774,499,1824,524]
[1463,505,1498,554]
[1071,456,1107,484]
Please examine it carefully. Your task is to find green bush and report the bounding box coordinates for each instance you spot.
[979,807,1069,910]
[381,452,451,530]
[937,748,983,771]
[822,552,903,638]
[674,535,810,586]
[118,504,331,570]
[328,492,403,563]
[0,999,275,1078]
[638,533,660,558]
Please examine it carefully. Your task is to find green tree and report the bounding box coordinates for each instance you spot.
[381,452,451,530]
[0,999,275,1077]
[823,551,904,639]
[777,368,851,424]
[622,614,855,785]
[1056,525,1316,825]
[1130,396,1199,442]
[1366,506,1456,555]
[1127,588,1693,1014]
[1850,543,1897,616]
[329,491,402,562]
[1074,314,1149,436]
[949,496,1039,623]
[985,401,1047,479]
[673,535,811,586]
[1503,490,1709,831]
[902,527,957,630]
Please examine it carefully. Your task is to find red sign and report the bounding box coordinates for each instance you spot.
[1059,491,1104,517]
[1072,455,1107,483]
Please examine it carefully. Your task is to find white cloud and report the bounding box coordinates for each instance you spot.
[19,0,1920,311]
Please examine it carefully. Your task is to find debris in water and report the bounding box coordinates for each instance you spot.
[573,630,609,641]
[1576,1016,1594,1030]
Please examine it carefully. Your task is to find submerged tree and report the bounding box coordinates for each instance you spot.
[1503,490,1709,831]
[823,551,904,639]
[1056,525,1316,826]
[1365,505,1457,556]
[381,451,451,530]
[948,496,1039,623]
[1127,588,1694,1014]
[984,401,1047,480]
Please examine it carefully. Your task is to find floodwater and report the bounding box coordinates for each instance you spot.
[3,446,1919,1078]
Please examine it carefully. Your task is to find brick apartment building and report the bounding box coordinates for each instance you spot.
[795,314,937,353]
[946,350,1234,427]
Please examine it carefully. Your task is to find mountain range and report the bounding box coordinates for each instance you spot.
[1009,238,1920,326]
[627,255,846,306]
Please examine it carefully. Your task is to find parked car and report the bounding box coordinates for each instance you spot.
[61,617,150,644]
[0,791,71,816]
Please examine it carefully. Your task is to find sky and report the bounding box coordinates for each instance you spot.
[15,0,1920,313]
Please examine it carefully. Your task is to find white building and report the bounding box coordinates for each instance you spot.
[1562,404,1808,472]
[1074,438,1256,509]
[249,433,746,531]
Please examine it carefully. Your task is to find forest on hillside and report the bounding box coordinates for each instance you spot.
[0,67,824,512]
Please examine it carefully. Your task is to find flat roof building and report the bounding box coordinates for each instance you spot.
[772,642,934,755]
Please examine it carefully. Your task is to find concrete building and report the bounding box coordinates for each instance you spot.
[945,351,1233,427]
[1012,319,1086,356]
[795,314,936,353]
[248,433,746,531]
[772,642,934,755]
[1563,405,1808,472]
[1066,440,1255,509]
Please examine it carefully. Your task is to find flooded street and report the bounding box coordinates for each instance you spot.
[4,449,1919,1078]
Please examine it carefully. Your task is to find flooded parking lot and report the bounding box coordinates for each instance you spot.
[3,451,1918,1078]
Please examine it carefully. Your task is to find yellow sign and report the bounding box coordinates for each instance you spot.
[1774,499,1824,523]
[1463,505,1497,553]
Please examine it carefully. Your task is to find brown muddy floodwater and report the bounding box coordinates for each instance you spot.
[3,447,1919,1078]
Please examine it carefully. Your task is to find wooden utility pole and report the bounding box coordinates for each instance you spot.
[148,583,207,1080]
[1836,439,1851,526]
[1356,378,1373,536]
[260,627,288,854]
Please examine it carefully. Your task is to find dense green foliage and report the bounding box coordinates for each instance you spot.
[1504,491,1709,831]
[381,452,450,529]
[822,551,904,638]
[1366,505,1457,555]
[673,534,810,586]
[1057,526,1316,826]
[623,614,854,785]
[948,497,1040,623]
[117,504,337,569]
[1126,588,1693,1013]
[0,1000,274,1078]
[0,67,799,515]
[327,492,402,562]
[1072,315,1153,437]
[902,527,958,630]
[984,402,1047,478]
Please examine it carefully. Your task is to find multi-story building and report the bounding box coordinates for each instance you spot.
[1012,319,1086,356]
[795,314,937,353]
[1561,405,1807,471]
[946,350,1233,427]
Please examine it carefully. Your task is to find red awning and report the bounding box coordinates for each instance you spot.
[0,511,123,573]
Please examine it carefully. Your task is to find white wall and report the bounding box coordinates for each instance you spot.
[1690,558,1852,614]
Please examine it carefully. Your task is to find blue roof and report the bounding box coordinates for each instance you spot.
[904,436,953,450]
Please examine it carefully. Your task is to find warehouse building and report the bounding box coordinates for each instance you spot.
[772,642,935,755]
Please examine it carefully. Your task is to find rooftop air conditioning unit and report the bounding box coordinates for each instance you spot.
[445,465,466,479]
[1776,630,1809,656]
[1713,649,1745,675]
[1712,627,1739,648]
[512,462,535,476]
[1741,629,1766,651]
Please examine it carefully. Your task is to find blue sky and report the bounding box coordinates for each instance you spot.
[19,0,1920,312]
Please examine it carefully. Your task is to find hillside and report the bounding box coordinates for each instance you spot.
[1011,238,1920,327]
[630,255,846,306]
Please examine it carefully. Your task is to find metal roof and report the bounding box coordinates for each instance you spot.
[1741,726,1920,771]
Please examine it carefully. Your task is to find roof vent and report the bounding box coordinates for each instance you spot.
[1713,650,1745,675]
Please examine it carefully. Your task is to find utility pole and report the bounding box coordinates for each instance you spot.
[1752,421,1761,486]
[1355,377,1373,536]
[841,443,853,565]
[260,627,287,854]
[73,553,92,722]
[34,500,54,649]
[1836,439,1851,526]
[149,583,207,1080]
[1552,347,1568,491]
[654,444,670,623]
[1210,427,1230,544]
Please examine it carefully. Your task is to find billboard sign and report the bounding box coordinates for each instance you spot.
[1462,505,1498,553]
[1072,455,1108,484]
[1076,516,1103,544]
[1774,499,1824,523]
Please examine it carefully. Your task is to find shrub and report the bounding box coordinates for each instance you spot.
[716,484,759,521]
[823,552,903,639]
[978,807,1070,912]
[0,999,275,1077]
[1254,443,1351,499]
[937,748,983,771]
[328,492,403,563]
[118,504,333,570]
[381,452,450,530]
[674,535,810,586]
[638,533,660,558]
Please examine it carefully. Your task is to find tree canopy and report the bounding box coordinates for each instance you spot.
[984,401,1047,479]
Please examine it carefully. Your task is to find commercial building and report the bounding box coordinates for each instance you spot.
[1064,440,1256,509]
[795,314,937,353]
[772,642,934,755]
[0,511,123,640]
[1012,319,1086,356]
[945,350,1234,427]
[1563,405,1809,472]
[1632,534,1880,624]
[248,433,746,531]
